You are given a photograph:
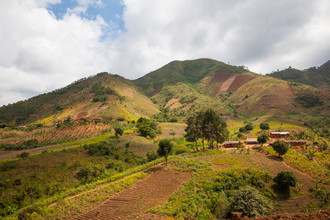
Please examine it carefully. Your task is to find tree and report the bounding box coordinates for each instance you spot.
[202,109,228,149]
[273,171,297,191]
[228,186,272,217]
[114,127,124,137]
[245,123,253,131]
[136,117,152,137]
[257,133,269,145]
[260,123,270,131]
[157,139,173,166]
[184,116,200,151]
[272,141,289,157]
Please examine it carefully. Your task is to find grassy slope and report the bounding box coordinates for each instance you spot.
[152,83,231,119]
[0,73,159,125]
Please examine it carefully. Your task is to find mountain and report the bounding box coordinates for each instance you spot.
[0,59,329,125]
[267,60,330,91]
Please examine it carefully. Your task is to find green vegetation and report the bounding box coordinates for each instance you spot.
[268,60,330,91]
[150,164,273,219]
[136,117,160,138]
[272,141,289,157]
[260,122,270,131]
[257,133,269,145]
[229,186,272,217]
[157,139,173,166]
[185,109,229,151]
[0,141,147,217]
[135,58,246,96]
[114,127,124,137]
[273,171,297,192]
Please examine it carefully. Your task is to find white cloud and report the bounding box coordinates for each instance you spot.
[0,0,110,106]
[1,0,330,106]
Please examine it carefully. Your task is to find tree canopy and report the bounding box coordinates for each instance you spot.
[260,123,270,131]
[184,109,229,151]
[272,140,289,157]
[157,139,173,166]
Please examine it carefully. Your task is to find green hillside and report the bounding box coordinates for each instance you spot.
[267,60,330,91]
[134,58,247,96]
[0,73,159,125]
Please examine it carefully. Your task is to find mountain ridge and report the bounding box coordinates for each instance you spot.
[0,58,329,125]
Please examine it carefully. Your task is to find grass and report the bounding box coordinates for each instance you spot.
[0,138,165,218]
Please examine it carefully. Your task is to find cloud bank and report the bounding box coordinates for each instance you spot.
[1,0,330,106]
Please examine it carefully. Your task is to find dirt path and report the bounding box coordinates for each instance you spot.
[72,168,190,220]
[0,143,74,160]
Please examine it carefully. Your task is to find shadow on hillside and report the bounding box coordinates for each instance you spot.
[145,166,163,173]
[267,155,284,162]
[272,184,291,200]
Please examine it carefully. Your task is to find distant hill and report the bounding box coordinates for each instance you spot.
[267,60,330,91]
[0,58,329,125]
[0,73,159,125]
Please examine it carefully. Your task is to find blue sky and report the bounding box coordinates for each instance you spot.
[1,0,330,106]
[48,0,125,36]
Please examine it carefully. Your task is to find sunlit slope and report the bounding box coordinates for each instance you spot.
[0,73,159,125]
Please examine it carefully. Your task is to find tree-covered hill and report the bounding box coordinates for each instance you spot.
[267,60,330,91]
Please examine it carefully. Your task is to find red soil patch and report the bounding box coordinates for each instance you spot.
[208,72,232,96]
[75,112,88,120]
[227,74,255,92]
[72,168,191,220]
[207,72,255,96]
[150,87,161,96]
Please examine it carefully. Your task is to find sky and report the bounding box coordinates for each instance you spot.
[0,0,330,107]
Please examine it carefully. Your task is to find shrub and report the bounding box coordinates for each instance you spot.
[146,151,158,162]
[272,141,289,157]
[114,127,124,137]
[273,171,297,191]
[260,123,270,131]
[239,127,246,133]
[245,123,253,131]
[228,186,272,217]
[17,152,29,159]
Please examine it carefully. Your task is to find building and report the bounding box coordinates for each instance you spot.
[246,138,258,145]
[270,132,290,138]
[222,141,242,148]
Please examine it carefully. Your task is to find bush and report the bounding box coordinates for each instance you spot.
[146,151,158,162]
[272,141,289,157]
[228,186,272,217]
[260,123,270,131]
[245,123,253,131]
[17,152,29,159]
[114,127,124,137]
[273,171,297,191]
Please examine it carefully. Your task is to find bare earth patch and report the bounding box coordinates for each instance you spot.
[72,167,190,220]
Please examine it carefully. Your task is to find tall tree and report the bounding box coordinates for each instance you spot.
[184,116,199,151]
[202,109,228,149]
[157,139,173,166]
